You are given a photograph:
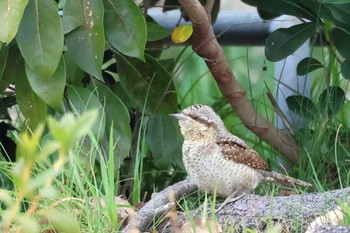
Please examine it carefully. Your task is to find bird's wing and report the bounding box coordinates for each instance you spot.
[216,136,270,171]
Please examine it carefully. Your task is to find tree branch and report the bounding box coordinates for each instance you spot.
[176,0,299,163]
[155,183,350,232]
[121,179,198,232]
[123,179,350,232]
[214,187,350,232]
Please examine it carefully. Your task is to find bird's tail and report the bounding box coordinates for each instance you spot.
[260,170,312,187]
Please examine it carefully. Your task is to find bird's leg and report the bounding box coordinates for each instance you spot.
[215,191,245,213]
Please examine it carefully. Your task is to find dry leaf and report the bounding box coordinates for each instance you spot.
[180,218,222,233]
[306,206,344,233]
[89,196,135,222]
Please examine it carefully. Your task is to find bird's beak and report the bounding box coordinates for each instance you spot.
[170,113,186,121]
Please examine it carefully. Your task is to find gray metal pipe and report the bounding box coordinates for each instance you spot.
[148,9,271,45]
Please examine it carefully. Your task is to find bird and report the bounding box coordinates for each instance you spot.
[171,104,311,201]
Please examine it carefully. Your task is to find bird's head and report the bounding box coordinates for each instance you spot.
[171,104,225,142]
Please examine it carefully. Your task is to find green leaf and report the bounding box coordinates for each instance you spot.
[319,0,350,4]
[0,45,9,79]
[58,0,66,8]
[257,8,281,20]
[242,0,316,20]
[332,27,350,59]
[301,1,341,25]
[114,52,177,114]
[147,21,171,42]
[64,0,105,80]
[0,189,13,206]
[26,169,61,195]
[338,102,350,135]
[95,82,131,166]
[146,115,182,169]
[297,57,324,75]
[16,60,47,130]
[266,22,317,61]
[66,85,106,141]
[16,216,40,233]
[37,208,81,233]
[0,0,29,43]
[72,109,99,140]
[286,95,317,120]
[327,4,350,24]
[341,59,350,80]
[16,0,63,79]
[110,82,134,109]
[0,44,22,92]
[62,15,82,34]
[159,58,176,73]
[25,56,66,112]
[64,53,85,85]
[104,0,146,61]
[48,110,98,149]
[319,86,345,117]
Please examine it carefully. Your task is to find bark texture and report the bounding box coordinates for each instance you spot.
[121,179,198,232]
[122,179,350,233]
[213,187,350,232]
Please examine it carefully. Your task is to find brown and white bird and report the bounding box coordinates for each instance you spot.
[171,104,311,198]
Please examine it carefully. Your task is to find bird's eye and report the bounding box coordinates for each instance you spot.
[186,113,199,121]
[191,115,199,120]
[190,115,213,126]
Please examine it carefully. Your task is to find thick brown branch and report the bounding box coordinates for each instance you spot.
[121,179,350,233]
[154,181,350,232]
[177,0,299,163]
[214,188,350,232]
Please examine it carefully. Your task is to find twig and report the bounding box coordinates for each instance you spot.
[264,82,294,135]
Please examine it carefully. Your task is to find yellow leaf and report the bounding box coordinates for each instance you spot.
[171,25,193,44]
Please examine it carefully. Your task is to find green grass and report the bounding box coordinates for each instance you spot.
[0,110,348,232]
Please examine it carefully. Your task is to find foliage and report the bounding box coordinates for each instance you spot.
[242,0,350,189]
[1,2,350,229]
[0,110,97,232]
[1,0,350,232]
[171,25,193,44]
[0,0,179,198]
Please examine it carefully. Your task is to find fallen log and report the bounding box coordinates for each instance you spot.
[122,179,350,232]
